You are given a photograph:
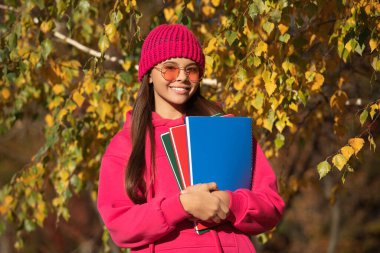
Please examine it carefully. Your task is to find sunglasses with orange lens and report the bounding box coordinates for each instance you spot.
[154,63,201,82]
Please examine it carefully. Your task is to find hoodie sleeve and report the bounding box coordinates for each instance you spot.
[97,128,190,248]
[226,140,285,235]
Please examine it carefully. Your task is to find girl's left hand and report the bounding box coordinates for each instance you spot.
[211,190,230,208]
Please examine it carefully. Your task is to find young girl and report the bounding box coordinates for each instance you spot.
[97,24,285,253]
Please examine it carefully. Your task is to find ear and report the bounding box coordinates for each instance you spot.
[149,75,153,84]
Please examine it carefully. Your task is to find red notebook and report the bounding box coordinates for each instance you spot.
[169,125,191,188]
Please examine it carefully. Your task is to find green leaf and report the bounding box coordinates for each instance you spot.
[32,0,45,9]
[225,30,237,46]
[248,3,259,20]
[279,33,290,43]
[263,109,275,132]
[252,91,264,110]
[269,9,282,23]
[274,133,285,150]
[98,35,110,53]
[41,39,53,60]
[111,10,124,25]
[57,0,68,17]
[359,109,368,126]
[24,220,36,232]
[263,21,275,35]
[253,56,261,67]
[368,135,376,152]
[119,72,133,84]
[354,43,365,56]
[5,32,17,50]
[317,161,331,179]
[78,0,90,12]
[237,67,247,81]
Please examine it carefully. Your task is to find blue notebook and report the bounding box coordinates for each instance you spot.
[185,116,253,191]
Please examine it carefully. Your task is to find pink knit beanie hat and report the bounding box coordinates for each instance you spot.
[138,24,205,81]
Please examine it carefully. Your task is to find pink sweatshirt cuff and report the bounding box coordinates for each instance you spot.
[226,190,248,223]
[161,193,191,227]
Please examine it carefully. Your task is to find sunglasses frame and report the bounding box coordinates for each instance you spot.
[153,63,202,83]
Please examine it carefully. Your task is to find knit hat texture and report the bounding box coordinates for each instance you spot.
[138,24,205,81]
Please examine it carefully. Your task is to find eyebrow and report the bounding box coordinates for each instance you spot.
[163,61,197,66]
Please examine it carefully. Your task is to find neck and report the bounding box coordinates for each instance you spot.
[154,104,185,119]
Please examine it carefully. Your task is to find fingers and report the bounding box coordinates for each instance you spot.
[181,182,218,194]
[206,182,218,191]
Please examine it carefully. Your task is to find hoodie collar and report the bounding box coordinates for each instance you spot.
[152,111,185,127]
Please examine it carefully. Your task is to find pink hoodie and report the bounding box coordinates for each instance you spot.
[97,111,285,253]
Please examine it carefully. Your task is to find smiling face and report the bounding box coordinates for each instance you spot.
[149,58,201,118]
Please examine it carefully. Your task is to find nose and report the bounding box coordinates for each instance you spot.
[176,68,189,82]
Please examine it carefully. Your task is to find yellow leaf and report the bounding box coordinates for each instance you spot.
[204,37,217,54]
[341,146,355,160]
[105,23,117,43]
[105,80,115,94]
[211,0,220,7]
[309,34,316,46]
[281,61,290,73]
[52,84,65,95]
[40,20,54,33]
[265,81,276,97]
[289,102,298,112]
[329,90,348,112]
[35,209,45,225]
[59,170,70,181]
[57,108,68,122]
[345,40,352,53]
[254,41,268,57]
[97,101,112,121]
[67,60,81,69]
[287,44,294,56]
[45,114,54,127]
[202,6,215,16]
[187,1,194,12]
[164,8,175,21]
[369,39,378,52]
[48,97,64,110]
[234,81,245,91]
[332,154,347,171]
[205,55,214,77]
[311,73,325,91]
[278,23,289,35]
[370,103,378,119]
[220,16,228,27]
[29,52,40,67]
[253,75,261,86]
[1,88,10,100]
[122,60,132,71]
[348,138,365,155]
[52,197,64,207]
[4,195,13,206]
[73,90,85,107]
[84,79,95,94]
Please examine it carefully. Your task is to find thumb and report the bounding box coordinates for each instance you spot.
[206,182,218,191]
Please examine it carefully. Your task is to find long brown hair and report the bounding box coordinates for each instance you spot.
[125,76,224,204]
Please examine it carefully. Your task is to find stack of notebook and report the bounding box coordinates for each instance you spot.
[160,114,253,234]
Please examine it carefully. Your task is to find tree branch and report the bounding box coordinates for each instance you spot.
[0,4,19,12]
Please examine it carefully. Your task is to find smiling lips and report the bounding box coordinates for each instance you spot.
[169,86,191,95]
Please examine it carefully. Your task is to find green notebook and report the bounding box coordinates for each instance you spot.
[160,132,184,191]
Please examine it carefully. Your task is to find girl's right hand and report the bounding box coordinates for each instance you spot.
[179,183,229,223]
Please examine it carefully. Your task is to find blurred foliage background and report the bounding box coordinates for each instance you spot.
[0,0,379,252]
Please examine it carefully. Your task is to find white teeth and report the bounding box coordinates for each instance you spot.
[171,87,187,91]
